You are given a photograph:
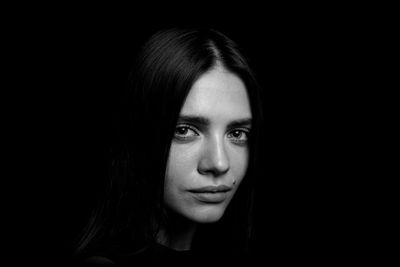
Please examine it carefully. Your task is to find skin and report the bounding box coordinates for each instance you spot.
[160,65,252,250]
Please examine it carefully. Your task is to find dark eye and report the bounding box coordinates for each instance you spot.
[174,125,199,141]
[231,130,243,138]
[228,129,250,144]
[176,127,189,135]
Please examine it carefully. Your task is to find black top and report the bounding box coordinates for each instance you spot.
[75,243,251,266]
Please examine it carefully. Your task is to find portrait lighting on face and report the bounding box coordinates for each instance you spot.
[164,65,252,224]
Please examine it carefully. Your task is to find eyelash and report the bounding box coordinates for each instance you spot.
[173,124,250,144]
[173,124,199,140]
[227,128,250,144]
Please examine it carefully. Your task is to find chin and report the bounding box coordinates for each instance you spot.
[188,206,226,223]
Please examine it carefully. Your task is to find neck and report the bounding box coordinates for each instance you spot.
[156,210,197,251]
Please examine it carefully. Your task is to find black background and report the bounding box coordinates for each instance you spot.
[11,9,386,265]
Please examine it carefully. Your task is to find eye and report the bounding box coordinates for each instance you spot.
[174,125,199,141]
[227,128,250,144]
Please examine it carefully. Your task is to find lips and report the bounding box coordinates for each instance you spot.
[189,185,232,193]
[188,185,232,203]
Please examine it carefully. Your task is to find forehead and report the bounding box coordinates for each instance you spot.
[181,67,252,119]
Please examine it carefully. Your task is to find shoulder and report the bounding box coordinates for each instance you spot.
[79,255,116,266]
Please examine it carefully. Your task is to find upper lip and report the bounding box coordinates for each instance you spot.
[189,185,232,193]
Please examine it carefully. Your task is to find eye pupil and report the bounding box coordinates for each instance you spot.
[233,130,241,137]
[177,127,187,135]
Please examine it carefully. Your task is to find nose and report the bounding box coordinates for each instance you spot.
[198,135,230,177]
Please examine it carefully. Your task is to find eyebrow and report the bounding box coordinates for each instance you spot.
[177,115,252,128]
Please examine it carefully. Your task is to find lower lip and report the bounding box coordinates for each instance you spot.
[190,192,228,203]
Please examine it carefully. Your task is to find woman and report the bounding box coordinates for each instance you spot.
[73,27,264,265]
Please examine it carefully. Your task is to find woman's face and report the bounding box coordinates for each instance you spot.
[164,66,252,223]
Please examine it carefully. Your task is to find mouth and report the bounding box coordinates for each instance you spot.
[188,185,232,203]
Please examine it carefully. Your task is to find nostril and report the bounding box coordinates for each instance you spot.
[197,157,229,177]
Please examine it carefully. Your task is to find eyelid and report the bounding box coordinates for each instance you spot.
[176,123,200,135]
[230,126,251,133]
[229,127,250,136]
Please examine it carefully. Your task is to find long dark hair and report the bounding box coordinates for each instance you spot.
[74,27,264,259]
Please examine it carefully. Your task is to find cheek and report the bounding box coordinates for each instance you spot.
[164,144,199,213]
[168,144,195,173]
[230,147,249,183]
[165,144,198,191]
